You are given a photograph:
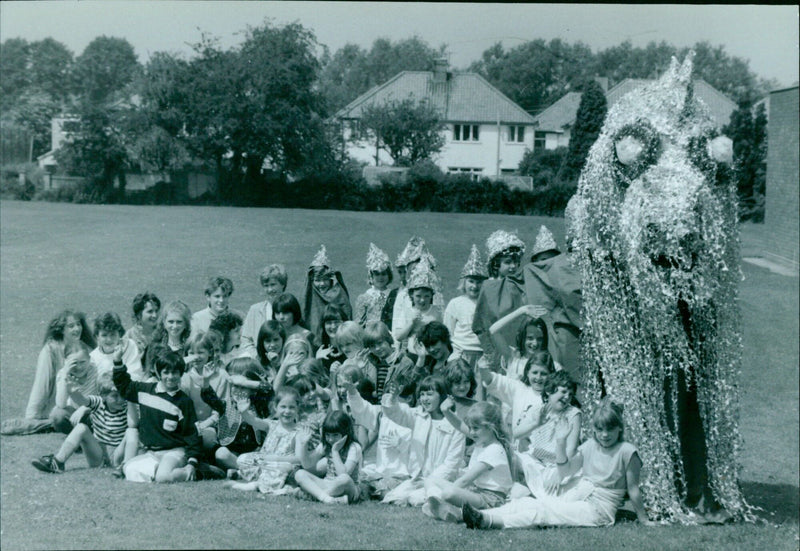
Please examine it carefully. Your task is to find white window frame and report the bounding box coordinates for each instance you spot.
[452,124,480,142]
[508,125,525,143]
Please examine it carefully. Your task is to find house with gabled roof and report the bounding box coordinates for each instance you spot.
[532,78,738,152]
[335,60,537,180]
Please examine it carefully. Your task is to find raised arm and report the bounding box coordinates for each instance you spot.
[379,389,416,429]
[489,305,548,336]
[440,396,469,436]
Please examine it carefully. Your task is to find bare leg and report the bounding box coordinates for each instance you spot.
[215,447,239,470]
[295,470,338,503]
[154,452,191,483]
[55,424,105,468]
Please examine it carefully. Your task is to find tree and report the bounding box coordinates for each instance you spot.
[560,80,607,181]
[28,38,74,104]
[723,101,767,221]
[72,36,140,104]
[360,98,445,166]
[0,39,31,112]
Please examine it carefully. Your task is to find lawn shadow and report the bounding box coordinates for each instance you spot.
[742,481,800,524]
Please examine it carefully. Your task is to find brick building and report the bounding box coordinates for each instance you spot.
[763,85,799,273]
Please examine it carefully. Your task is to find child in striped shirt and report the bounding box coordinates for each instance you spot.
[32,373,131,474]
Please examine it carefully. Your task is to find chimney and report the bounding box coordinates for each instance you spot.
[433,58,449,83]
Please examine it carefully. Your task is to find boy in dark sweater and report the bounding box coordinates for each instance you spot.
[113,348,202,482]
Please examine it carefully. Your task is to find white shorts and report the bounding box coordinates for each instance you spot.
[123,448,187,483]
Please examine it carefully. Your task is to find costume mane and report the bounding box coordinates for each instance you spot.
[568,53,753,522]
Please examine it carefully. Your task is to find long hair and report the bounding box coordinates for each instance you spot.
[464,401,513,471]
[318,304,348,347]
[44,309,95,348]
[515,317,548,357]
[151,300,192,347]
[521,350,555,387]
[256,320,286,368]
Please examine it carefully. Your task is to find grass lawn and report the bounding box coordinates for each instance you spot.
[1,200,797,550]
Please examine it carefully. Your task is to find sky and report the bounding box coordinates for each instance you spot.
[1,2,798,87]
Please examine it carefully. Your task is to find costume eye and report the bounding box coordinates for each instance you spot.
[613,120,662,186]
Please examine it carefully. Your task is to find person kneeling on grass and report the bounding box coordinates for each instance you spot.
[32,372,134,474]
[112,347,203,483]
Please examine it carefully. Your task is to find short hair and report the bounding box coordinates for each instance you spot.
[272,293,303,326]
[93,312,125,338]
[488,247,523,278]
[153,350,186,376]
[338,362,375,401]
[259,264,288,288]
[515,317,548,355]
[132,293,161,323]
[334,321,364,350]
[592,397,625,440]
[204,276,234,297]
[44,309,96,349]
[443,358,476,396]
[522,350,555,383]
[419,322,452,350]
[369,267,394,286]
[256,320,286,366]
[186,330,222,357]
[542,370,578,401]
[209,311,243,335]
[416,375,448,401]
[363,321,393,348]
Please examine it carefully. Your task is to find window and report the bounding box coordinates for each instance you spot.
[534,131,547,150]
[453,124,479,142]
[448,167,483,181]
[61,120,80,133]
[508,126,525,143]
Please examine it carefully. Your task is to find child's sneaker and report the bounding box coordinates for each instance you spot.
[32,454,64,474]
[226,469,240,480]
[111,465,125,479]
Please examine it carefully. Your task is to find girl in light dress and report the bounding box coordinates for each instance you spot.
[227,387,302,494]
[425,401,513,523]
[462,398,653,529]
[294,410,364,504]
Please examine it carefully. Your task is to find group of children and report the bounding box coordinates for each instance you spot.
[10,229,653,530]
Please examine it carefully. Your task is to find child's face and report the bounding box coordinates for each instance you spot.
[97,330,121,354]
[65,350,91,383]
[464,277,483,300]
[164,311,186,340]
[276,395,299,424]
[368,340,394,360]
[524,326,544,356]
[425,340,450,364]
[497,255,520,277]
[410,288,433,310]
[64,315,83,343]
[397,265,408,284]
[548,385,573,413]
[262,277,285,302]
[324,431,344,447]
[594,424,622,448]
[417,389,442,414]
[468,422,494,446]
[339,341,361,359]
[313,274,333,293]
[274,310,295,329]
[324,319,342,338]
[189,348,210,371]
[224,327,242,354]
[206,287,229,315]
[103,389,127,412]
[450,377,471,398]
[370,270,390,290]
[526,364,550,393]
[140,302,160,329]
[158,367,182,392]
[262,334,283,357]
[284,340,309,360]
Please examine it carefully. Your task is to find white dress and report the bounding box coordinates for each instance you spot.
[484,439,637,528]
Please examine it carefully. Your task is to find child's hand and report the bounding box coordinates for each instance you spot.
[331,435,347,455]
[297,426,313,445]
[112,341,126,363]
[329,361,342,377]
[201,361,217,380]
[381,388,396,408]
[266,351,280,364]
[340,377,357,395]
[315,346,333,360]
[440,396,455,413]
[476,355,492,381]
[543,467,562,494]
[520,304,548,319]
[235,396,251,413]
[69,406,87,427]
[554,415,571,441]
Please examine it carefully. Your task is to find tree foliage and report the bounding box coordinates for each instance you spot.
[72,36,140,104]
[723,102,767,221]
[560,80,607,181]
[360,98,445,166]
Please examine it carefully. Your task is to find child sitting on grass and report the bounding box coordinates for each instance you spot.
[113,348,203,483]
[51,341,99,434]
[181,330,227,449]
[32,372,133,474]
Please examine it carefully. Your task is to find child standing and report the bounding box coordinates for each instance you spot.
[191,276,243,337]
[383,236,427,331]
[113,349,203,483]
[294,410,364,504]
[394,257,442,359]
[425,401,512,522]
[354,243,393,327]
[380,376,467,507]
[444,245,488,369]
[32,373,131,474]
[241,264,287,356]
[463,398,652,529]
[228,387,302,493]
[303,245,352,343]
[91,312,143,380]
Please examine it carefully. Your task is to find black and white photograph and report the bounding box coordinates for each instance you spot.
[1,2,797,549]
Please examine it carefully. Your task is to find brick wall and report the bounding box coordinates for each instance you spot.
[764,86,799,269]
